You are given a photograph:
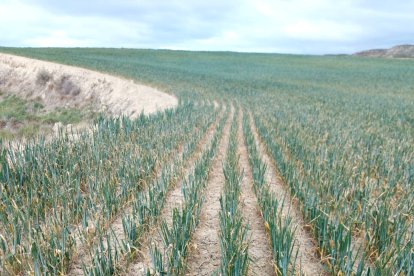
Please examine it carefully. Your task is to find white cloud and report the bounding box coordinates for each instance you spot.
[0,0,413,54]
[283,20,362,41]
[24,31,92,47]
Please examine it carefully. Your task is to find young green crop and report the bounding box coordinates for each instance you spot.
[1,47,413,275]
[76,104,222,274]
[242,112,298,275]
[218,108,250,276]
[0,102,218,274]
[149,108,227,275]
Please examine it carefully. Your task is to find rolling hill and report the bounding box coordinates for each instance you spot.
[354,44,414,58]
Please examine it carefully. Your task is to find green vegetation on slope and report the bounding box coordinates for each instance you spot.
[0,93,92,140]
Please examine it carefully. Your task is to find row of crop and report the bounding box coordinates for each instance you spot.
[242,112,298,275]
[253,112,367,274]
[3,47,413,275]
[81,106,225,274]
[265,91,414,272]
[260,91,414,245]
[1,104,201,237]
[254,108,413,275]
[266,96,413,234]
[218,108,250,275]
[0,102,219,274]
[148,106,229,275]
[82,110,226,274]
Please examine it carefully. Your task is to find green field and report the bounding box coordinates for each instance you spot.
[0,48,413,275]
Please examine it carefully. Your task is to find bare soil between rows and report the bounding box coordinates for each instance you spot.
[237,110,275,275]
[185,106,234,275]
[127,106,227,275]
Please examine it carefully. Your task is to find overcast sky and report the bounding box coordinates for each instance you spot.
[0,0,413,54]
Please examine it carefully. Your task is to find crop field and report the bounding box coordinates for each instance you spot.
[0,47,413,275]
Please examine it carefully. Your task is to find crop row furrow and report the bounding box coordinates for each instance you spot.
[76,104,226,275]
[0,102,217,275]
[236,109,275,275]
[253,113,373,274]
[215,107,250,275]
[144,104,230,275]
[253,99,413,274]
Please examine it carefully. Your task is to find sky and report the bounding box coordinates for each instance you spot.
[0,0,413,54]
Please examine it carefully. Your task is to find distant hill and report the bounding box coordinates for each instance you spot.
[354,45,414,58]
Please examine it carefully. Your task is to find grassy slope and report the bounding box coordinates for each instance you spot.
[0,93,90,139]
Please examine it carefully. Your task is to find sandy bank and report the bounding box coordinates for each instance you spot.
[0,53,178,118]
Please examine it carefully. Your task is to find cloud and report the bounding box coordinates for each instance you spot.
[282,20,362,41]
[0,0,413,54]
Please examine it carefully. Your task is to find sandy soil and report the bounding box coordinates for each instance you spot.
[0,53,177,118]
[237,110,275,275]
[186,105,233,275]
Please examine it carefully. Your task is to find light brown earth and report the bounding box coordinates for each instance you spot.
[186,105,234,275]
[0,53,178,118]
[237,109,275,275]
[354,44,414,58]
